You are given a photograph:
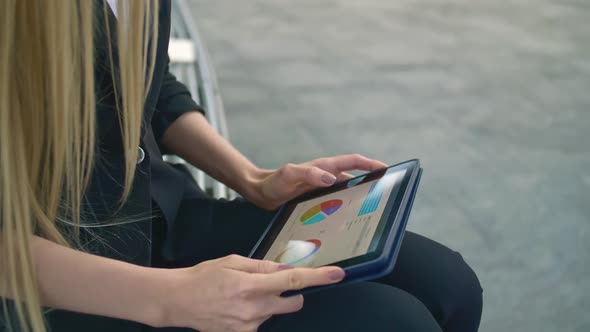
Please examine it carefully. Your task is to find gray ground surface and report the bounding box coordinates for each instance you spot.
[188,1,590,331]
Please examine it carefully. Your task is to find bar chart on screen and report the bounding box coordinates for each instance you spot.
[358,182,385,216]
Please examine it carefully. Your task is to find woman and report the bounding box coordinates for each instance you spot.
[0,1,482,331]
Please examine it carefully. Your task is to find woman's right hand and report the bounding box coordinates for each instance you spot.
[156,254,345,332]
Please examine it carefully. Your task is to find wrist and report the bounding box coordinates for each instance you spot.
[240,167,274,207]
[139,267,182,328]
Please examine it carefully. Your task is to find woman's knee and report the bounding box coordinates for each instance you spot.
[414,238,483,330]
[381,232,483,329]
[454,252,483,304]
[443,251,483,330]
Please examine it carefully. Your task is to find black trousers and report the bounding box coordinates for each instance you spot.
[152,180,483,332]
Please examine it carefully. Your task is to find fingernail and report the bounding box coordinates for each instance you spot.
[278,264,294,271]
[321,174,336,185]
[328,269,345,281]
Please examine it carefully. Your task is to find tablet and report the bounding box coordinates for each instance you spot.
[249,159,422,295]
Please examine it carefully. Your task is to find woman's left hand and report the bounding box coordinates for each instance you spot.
[245,154,387,210]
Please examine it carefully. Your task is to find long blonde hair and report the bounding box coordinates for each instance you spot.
[0,1,158,331]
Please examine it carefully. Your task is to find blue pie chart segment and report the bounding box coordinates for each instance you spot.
[305,213,326,225]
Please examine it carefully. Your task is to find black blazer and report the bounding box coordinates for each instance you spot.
[41,1,202,331]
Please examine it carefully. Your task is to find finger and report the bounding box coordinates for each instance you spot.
[265,294,305,315]
[316,154,387,173]
[336,172,355,182]
[222,255,287,274]
[278,163,337,187]
[256,266,346,293]
[288,171,351,197]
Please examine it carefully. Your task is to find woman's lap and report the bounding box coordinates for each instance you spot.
[154,283,441,332]
[152,196,277,267]
[153,195,482,331]
[260,282,442,332]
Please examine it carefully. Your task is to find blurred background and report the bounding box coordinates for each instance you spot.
[188,1,589,331]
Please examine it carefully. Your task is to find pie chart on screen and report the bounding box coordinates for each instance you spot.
[300,199,343,225]
[274,239,321,267]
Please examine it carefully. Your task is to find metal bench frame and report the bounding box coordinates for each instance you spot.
[166,0,235,199]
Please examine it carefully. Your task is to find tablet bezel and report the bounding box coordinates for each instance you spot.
[249,159,420,269]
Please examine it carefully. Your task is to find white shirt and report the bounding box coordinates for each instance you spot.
[106,0,119,18]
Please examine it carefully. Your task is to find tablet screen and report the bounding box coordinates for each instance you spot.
[262,168,408,267]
